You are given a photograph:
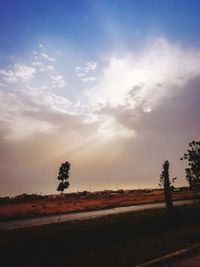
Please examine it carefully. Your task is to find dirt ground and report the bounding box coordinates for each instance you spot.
[0,190,194,221]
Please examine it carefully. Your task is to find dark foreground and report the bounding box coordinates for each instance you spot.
[1,204,200,267]
[161,250,200,267]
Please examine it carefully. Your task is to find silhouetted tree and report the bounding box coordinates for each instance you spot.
[57,161,70,193]
[159,160,176,211]
[57,161,70,222]
[180,141,200,189]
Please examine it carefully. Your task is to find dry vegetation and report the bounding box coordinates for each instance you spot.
[0,190,194,221]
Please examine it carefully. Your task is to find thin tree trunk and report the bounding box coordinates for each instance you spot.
[164,176,173,211]
[58,192,63,222]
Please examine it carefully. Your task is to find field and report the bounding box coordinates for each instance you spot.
[0,190,194,221]
[1,204,200,267]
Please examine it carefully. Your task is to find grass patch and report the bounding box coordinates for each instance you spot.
[1,204,200,267]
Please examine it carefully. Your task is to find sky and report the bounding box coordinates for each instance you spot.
[0,0,200,196]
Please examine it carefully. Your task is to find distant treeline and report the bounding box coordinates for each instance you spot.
[0,194,48,204]
[0,187,190,204]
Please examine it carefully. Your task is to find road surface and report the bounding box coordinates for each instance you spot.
[0,199,194,231]
[161,250,200,267]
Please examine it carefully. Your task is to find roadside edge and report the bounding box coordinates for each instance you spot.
[134,243,200,267]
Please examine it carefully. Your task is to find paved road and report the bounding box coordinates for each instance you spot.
[0,199,194,231]
[161,251,200,267]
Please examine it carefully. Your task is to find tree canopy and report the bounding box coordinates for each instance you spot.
[180,141,200,186]
[57,161,70,193]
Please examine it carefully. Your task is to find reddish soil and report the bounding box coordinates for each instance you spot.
[0,190,194,221]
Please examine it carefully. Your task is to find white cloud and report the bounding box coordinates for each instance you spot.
[77,72,86,77]
[32,61,43,67]
[32,62,44,72]
[6,117,56,141]
[85,38,200,113]
[32,51,56,62]
[75,66,81,72]
[40,53,56,62]
[75,38,200,140]
[1,38,200,142]
[50,75,66,88]
[81,76,97,82]
[47,65,55,72]
[0,64,36,83]
[97,116,135,139]
[85,61,97,71]
[75,61,97,82]
[0,83,75,141]
[19,85,72,114]
[0,91,55,140]
[14,64,36,81]
[0,69,17,83]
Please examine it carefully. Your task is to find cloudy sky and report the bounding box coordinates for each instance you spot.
[0,0,200,196]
